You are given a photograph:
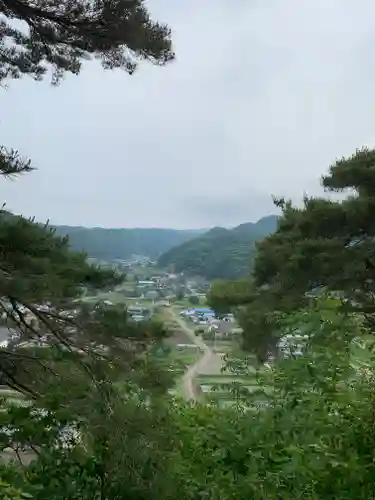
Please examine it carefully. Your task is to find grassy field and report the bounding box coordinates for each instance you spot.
[170,346,201,366]
[156,345,202,398]
[196,366,273,407]
[83,292,155,308]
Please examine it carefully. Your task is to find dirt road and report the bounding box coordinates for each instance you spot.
[171,311,219,401]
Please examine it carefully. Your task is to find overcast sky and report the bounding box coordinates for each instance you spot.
[0,0,375,228]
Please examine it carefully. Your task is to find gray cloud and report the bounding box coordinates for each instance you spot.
[0,0,374,228]
[184,192,279,229]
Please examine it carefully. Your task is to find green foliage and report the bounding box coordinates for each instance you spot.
[207,278,253,313]
[157,216,278,280]
[0,481,33,499]
[207,278,282,360]
[0,0,176,398]
[0,310,175,499]
[3,3,375,496]
[208,147,375,359]
[0,211,121,305]
[0,0,174,181]
[168,308,375,499]
[53,226,205,261]
[0,0,173,84]
[0,149,33,178]
[175,289,185,301]
[188,295,199,305]
[254,148,375,315]
[0,212,127,396]
[3,300,375,498]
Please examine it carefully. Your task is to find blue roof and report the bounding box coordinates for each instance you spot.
[181,307,215,316]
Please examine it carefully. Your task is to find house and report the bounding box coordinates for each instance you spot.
[156,300,170,307]
[127,305,148,314]
[132,314,145,322]
[127,305,151,322]
[180,307,217,327]
[137,280,155,287]
[145,290,158,300]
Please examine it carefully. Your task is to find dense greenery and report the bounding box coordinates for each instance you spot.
[2,0,375,496]
[0,0,176,484]
[0,0,174,384]
[3,305,375,498]
[208,147,375,360]
[53,226,205,261]
[3,139,375,497]
[157,216,279,280]
[0,211,127,395]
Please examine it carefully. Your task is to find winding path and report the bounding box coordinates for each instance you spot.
[170,310,217,401]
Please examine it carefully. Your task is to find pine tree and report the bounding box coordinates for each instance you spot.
[0,0,173,83]
[209,147,375,359]
[0,0,174,392]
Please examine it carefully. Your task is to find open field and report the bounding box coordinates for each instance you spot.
[205,340,236,353]
[166,329,194,346]
[169,346,201,365]
[196,352,225,375]
[83,291,127,304]
[82,292,155,308]
[173,298,206,307]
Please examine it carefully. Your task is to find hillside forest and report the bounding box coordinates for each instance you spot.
[54,215,278,280]
[157,215,278,280]
[2,0,375,499]
[53,226,206,262]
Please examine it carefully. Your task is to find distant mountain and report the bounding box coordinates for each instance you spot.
[157,215,279,280]
[53,226,206,261]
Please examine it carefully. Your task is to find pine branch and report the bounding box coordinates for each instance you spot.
[0,147,33,177]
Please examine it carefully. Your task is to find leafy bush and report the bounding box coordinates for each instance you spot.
[172,306,375,499]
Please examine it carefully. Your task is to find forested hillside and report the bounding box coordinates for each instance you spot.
[157,215,279,280]
[53,226,205,261]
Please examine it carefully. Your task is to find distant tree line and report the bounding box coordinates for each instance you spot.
[157,217,279,280]
[53,227,205,261]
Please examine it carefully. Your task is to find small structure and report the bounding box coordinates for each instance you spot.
[156,300,170,307]
[179,307,216,327]
[127,305,151,323]
[132,314,145,322]
[137,280,155,288]
[145,290,158,300]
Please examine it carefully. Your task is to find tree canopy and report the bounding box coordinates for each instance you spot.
[208,147,375,359]
[0,0,173,83]
[53,226,205,261]
[0,0,177,496]
[3,305,375,499]
[253,148,375,319]
[0,0,174,174]
[0,0,174,391]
